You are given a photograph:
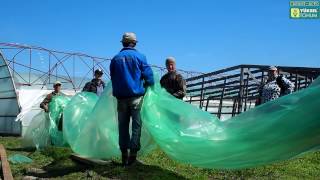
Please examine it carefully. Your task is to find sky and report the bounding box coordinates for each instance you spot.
[1,0,319,73]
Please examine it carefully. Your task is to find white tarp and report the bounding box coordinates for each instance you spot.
[15,89,76,136]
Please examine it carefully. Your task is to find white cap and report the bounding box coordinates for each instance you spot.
[166,56,176,65]
[268,66,278,71]
[54,81,62,86]
[121,32,137,43]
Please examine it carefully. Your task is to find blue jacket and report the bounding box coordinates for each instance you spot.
[110,47,154,99]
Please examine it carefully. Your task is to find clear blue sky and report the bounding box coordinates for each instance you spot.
[1,0,319,73]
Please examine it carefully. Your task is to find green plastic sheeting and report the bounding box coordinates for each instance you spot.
[141,77,320,169]
[23,95,71,148]
[48,95,71,146]
[26,76,320,169]
[62,77,320,169]
[8,154,33,164]
[63,84,156,159]
[22,111,50,149]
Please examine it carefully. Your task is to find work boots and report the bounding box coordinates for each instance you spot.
[128,150,137,166]
[121,150,128,166]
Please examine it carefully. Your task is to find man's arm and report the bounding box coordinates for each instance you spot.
[140,56,154,86]
[82,82,90,92]
[82,82,91,92]
[40,94,52,113]
[160,76,165,88]
[109,59,115,82]
[102,81,106,89]
[282,77,295,95]
[277,76,295,95]
[172,74,187,99]
[160,75,175,94]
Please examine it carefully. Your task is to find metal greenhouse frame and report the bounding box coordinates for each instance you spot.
[186,64,320,119]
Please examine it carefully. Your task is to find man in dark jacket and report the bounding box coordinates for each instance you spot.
[110,32,154,166]
[83,69,105,96]
[160,57,186,99]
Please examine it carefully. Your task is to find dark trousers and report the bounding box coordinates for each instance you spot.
[117,96,143,153]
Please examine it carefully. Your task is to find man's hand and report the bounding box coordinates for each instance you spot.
[44,105,49,113]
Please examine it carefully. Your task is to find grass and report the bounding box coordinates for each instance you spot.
[1,136,320,179]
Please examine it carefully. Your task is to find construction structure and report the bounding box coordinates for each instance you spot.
[186,64,320,120]
[0,42,201,135]
[1,42,319,135]
[0,43,115,135]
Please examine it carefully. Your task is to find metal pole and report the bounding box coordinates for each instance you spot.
[244,72,250,112]
[294,73,298,91]
[29,48,32,85]
[205,99,210,111]
[217,78,227,118]
[238,67,244,113]
[199,77,205,109]
[231,98,237,117]
[48,53,51,84]
[73,55,75,88]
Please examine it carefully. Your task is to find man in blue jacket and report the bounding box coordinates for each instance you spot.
[110,32,154,166]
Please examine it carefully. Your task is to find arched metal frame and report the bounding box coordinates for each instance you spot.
[0,42,203,91]
[0,42,203,135]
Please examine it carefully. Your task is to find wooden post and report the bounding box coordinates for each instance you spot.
[0,144,14,180]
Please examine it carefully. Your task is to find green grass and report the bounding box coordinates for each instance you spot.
[1,136,320,179]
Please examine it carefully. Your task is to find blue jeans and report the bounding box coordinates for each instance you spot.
[117,96,143,153]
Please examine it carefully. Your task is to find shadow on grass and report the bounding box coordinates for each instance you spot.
[22,146,88,178]
[24,159,90,178]
[93,161,187,180]
[25,159,186,179]
[6,147,36,153]
[20,146,185,179]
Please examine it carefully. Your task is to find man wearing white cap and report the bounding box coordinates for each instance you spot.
[40,81,65,130]
[160,57,186,99]
[257,66,294,104]
[110,32,154,166]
